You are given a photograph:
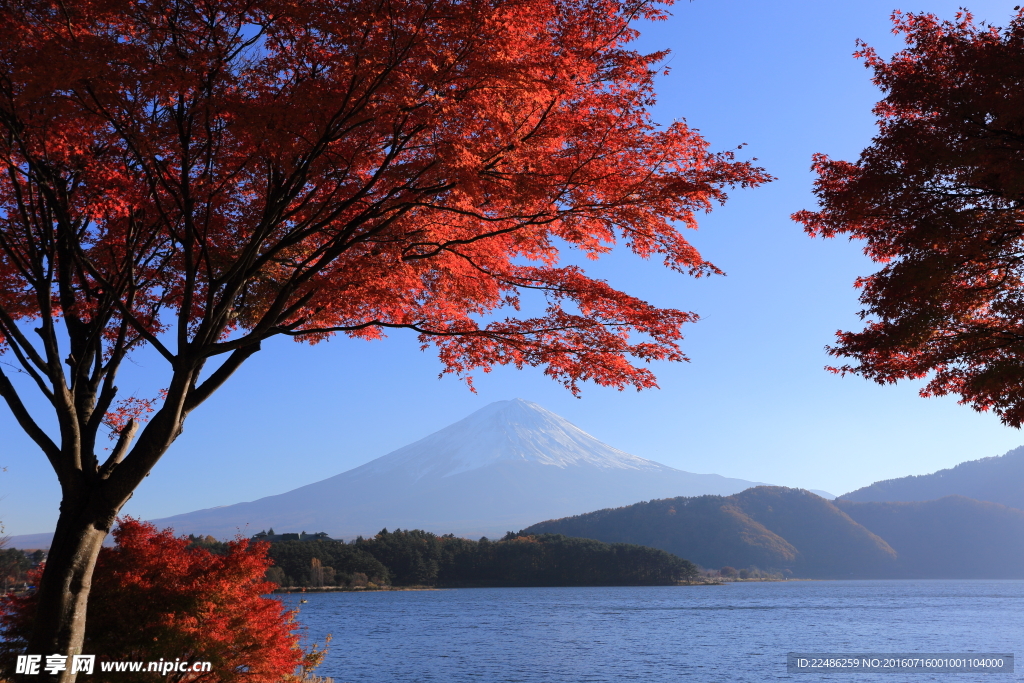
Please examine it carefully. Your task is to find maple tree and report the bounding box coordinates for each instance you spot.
[1,518,318,682]
[794,9,1024,425]
[0,0,768,670]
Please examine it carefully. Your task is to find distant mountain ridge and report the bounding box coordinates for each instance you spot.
[5,399,766,545]
[835,496,1024,578]
[839,445,1024,510]
[524,486,1024,578]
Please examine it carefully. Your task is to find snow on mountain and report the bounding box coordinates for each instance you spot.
[350,399,663,479]
[10,399,771,545]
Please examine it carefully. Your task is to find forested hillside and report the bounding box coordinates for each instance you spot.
[524,486,1024,578]
[835,496,1024,578]
[523,487,897,577]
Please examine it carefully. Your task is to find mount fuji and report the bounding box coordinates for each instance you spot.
[140,399,766,539]
[9,399,770,547]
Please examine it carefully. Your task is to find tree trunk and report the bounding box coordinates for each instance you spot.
[23,492,120,683]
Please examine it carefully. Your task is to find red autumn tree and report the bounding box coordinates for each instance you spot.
[0,0,769,667]
[794,9,1024,425]
[0,518,317,682]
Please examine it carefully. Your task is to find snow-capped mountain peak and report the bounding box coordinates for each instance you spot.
[351,398,667,480]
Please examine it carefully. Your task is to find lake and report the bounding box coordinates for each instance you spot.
[279,580,1024,682]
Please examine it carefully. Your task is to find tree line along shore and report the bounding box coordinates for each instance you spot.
[194,529,704,588]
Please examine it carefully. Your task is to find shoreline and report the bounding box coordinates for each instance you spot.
[274,586,439,593]
[274,580,725,593]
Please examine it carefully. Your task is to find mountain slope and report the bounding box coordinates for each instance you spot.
[834,496,1024,578]
[141,399,767,539]
[522,486,898,577]
[839,446,1024,509]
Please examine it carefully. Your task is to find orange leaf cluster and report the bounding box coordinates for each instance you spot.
[1,518,310,682]
[0,0,769,394]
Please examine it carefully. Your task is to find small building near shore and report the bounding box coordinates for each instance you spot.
[251,529,334,542]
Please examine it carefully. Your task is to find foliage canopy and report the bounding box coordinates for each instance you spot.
[1,519,315,682]
[0,0,767,661]
[794,9,1024,425]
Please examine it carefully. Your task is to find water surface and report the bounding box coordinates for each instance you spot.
[281,580,1024,682]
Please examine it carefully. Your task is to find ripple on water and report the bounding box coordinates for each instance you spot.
[280,581,1024,683]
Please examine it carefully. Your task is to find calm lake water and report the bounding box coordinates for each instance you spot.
[279,581,1024,683]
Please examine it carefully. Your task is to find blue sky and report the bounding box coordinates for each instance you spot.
[3,0,1021,536]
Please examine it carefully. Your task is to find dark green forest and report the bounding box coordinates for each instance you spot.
[260,530,699,588]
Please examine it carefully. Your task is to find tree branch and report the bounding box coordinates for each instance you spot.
[183,342,262,413]
[0,365,61,471]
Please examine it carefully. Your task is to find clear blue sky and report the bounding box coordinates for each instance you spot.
[3,0,1021,536]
